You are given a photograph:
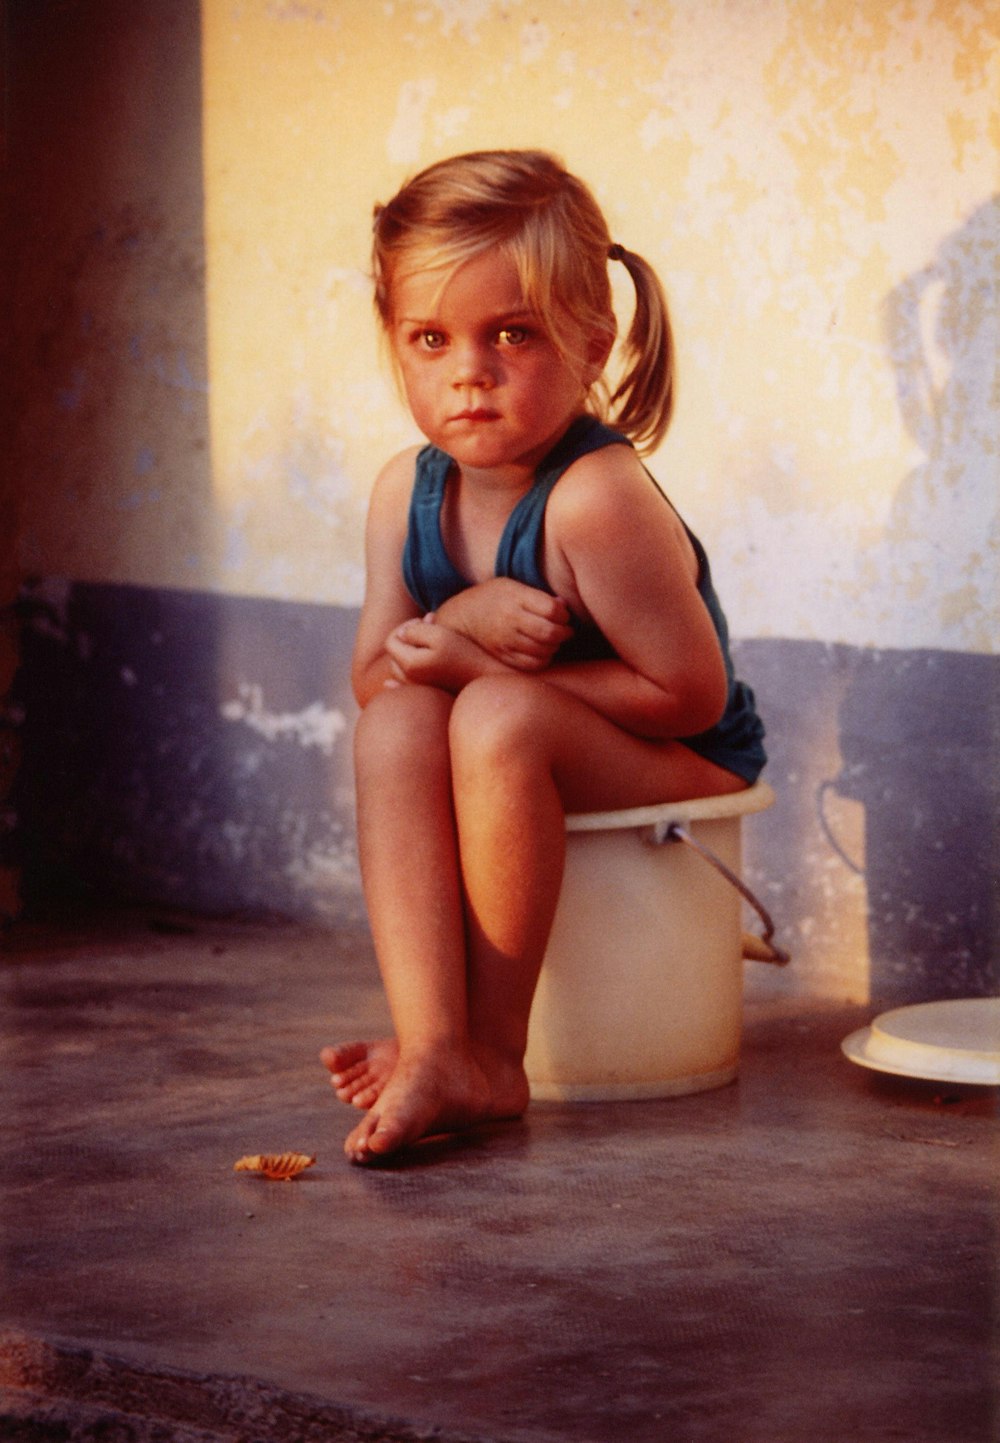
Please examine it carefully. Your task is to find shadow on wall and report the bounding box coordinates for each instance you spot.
[823,647,996,1002]
[823,199,999,1002]
[12,584,362,924]
[7,0,213,582]
[5,0,215,919]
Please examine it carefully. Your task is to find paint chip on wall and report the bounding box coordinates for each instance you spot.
[387,78,436,165]
[221,682,347,754]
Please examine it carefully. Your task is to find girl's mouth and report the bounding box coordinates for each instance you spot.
[450,408,501,422]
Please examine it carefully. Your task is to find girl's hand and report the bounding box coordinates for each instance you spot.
[435,579,573,671]
[384,615,496,693]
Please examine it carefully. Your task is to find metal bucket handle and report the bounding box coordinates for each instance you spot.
[648,819,790,966]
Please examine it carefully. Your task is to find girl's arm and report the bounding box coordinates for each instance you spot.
[351,449,426,708]
[541,657,711,740]
[541,448,729,740]
[434,579,573,671]
[383,615,511,691]
[353,452,536,703]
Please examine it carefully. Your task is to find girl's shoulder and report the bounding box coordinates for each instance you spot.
[547,435,659,523]
[376,443,424,486]
[546,437,693,563]
[371,444,424,503]
[375,441,455,500]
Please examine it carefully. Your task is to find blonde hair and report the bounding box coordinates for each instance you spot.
[372,150,674,453]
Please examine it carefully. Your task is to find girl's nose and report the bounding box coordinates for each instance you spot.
[452,341,494,388]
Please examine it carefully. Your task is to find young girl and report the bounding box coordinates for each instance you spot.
[320,150,765,1165]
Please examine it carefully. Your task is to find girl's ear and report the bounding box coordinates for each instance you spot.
[584,322,616,383]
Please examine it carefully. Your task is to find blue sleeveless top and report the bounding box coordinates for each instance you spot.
[402,415,766,782]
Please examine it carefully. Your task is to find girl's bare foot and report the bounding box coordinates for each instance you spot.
[342,1048,530,1166]
[320,1038,399,1110]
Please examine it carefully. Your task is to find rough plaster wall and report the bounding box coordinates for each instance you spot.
[5,0,212,921]
[13,583,361,924]
[196,0,1000,1005]
[18,0,994,646]
[193,0,999,654]
[738,640,996,1003]
[7,0,999,1000]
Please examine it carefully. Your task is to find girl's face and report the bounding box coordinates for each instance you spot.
[389,249,610,476]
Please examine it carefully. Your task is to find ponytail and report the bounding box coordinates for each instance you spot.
[605,245,674,454]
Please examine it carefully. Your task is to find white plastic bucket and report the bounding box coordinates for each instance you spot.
[525,780,776,1101]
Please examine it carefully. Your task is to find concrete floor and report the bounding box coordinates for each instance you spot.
[0,913,996,1443]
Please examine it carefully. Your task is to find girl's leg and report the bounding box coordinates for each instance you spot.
[328,673,744,1162]
[447,681,567,1083]
[348,684,465,1052]
[448,673,746,1084]
[322,684,525,1162]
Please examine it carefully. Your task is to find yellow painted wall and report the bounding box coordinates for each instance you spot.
[194,0,997,653]
[15,0,998,654]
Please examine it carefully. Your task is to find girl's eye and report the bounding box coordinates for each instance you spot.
[419,330,446,351]
[498,326,528,346]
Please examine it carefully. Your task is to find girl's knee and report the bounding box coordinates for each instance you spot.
[449,674,549,767]
[355,685,453,773]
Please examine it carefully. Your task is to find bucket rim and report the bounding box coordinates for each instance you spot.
[565,779,775,833]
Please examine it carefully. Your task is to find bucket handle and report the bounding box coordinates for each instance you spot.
[649,821,790,966]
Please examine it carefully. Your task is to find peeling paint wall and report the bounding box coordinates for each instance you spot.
[194,0,998,648]
[7,0,998,1002]
[13,583,361,923]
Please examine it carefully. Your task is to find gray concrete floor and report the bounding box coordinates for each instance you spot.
[1,912,997,1443]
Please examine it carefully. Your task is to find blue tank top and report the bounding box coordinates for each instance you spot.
[402,415,766,782]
